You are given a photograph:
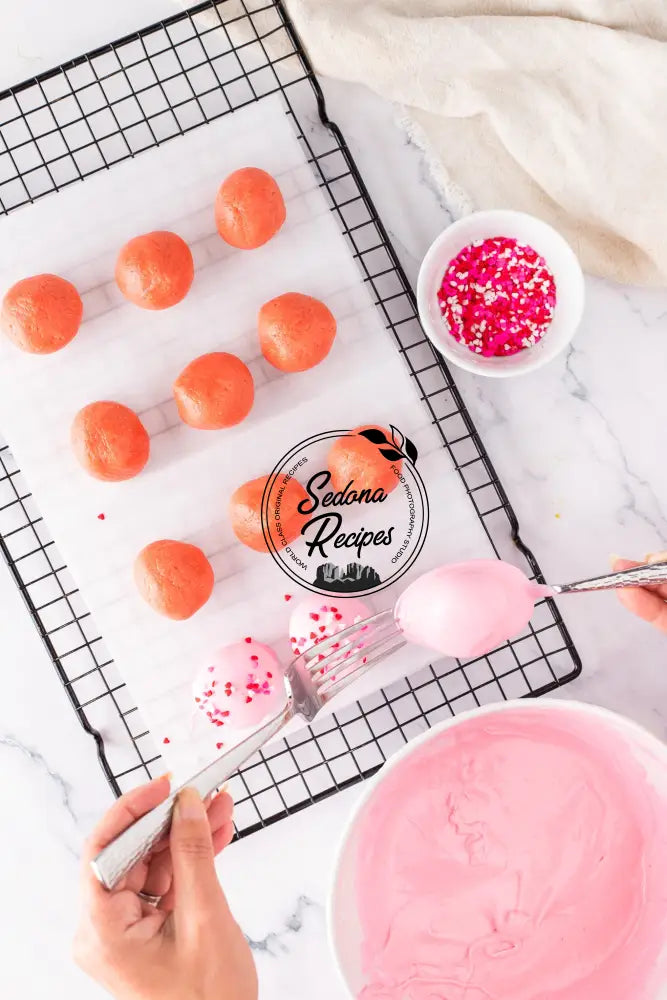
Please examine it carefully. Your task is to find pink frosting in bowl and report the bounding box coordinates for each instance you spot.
[329,701,667,1000]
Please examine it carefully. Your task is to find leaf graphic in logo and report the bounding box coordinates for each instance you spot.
[380,447,404,462]
[358,427,388,445]
[390,424,405,451]
[404,437,419,464]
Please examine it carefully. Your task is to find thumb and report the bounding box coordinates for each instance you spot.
[170,787,226,933]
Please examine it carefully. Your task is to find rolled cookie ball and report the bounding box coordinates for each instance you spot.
[229,474,308,553]
[134,539,214,620]
[328,424,402,496]
[215,167,286,249]
[173,352,254,429]
[258,292,336,372]
[115,231,194,309]
[193,638,286,741]
[1,274,83,354]
[71,401,150,482]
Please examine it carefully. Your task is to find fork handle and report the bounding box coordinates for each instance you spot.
[91,701,293,890]
[551,561,667,595]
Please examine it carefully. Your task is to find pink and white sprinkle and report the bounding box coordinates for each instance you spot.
[438,237,556,357]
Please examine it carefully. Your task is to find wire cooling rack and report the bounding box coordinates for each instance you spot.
[0,0,580,835]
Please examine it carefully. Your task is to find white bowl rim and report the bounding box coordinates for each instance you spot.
[327,696,667,998]
[416,209,585,379]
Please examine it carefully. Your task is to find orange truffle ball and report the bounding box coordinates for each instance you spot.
[328,425,402,496]
[229,475,308,553]
[115,231,194,310]
[134,539,214,620]
[173,352,254,430]
[258,292,337,372]
[71,401,150,482]
[1,274,83,354]
[215,167,286,250]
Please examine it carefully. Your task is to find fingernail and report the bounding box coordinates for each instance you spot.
[609,554,621,567]
[647,551,667,564]
[176,787,204,820]
[157,771,172,783]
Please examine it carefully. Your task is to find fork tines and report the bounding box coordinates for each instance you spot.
[302,609,405,696]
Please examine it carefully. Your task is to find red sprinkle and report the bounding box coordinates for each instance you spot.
[266,672,273,678]
[221,710,230,717]
[163,737,170,744]
[334,614,343,621]
[208,666,215,673]
[216,742,224,749]
[438,237,556,358]
[244,636,252,644]
[97,513,105,520]
[284,594,292,601]
[245,695,253,704]
[319,625,326,633]
[309,612,320,621]
[250,654,259,662]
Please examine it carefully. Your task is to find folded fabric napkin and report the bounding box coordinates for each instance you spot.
[183,0,667,285]
[286,0,667,286]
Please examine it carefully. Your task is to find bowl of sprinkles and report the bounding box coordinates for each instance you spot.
[417,210,585,377]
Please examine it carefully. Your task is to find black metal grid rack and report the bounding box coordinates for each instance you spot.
[0,0,580,835]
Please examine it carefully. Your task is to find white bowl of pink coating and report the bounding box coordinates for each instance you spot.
[327,698,667,999]
[416,210,585,377]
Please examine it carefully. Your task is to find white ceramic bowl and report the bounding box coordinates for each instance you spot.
[416,210,585,377]
[328,698,667,999]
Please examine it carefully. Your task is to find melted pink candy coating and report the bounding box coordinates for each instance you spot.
[193,639,285,738]
[356,708,667,1000]
[394,559,539,658]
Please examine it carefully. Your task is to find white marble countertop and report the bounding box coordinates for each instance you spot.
[1,3,666,998]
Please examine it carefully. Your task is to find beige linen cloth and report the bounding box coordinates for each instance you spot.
[284,1,667,286]
[188,1,667,285]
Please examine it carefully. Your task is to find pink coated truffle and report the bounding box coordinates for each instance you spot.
[193,639,286,740]
[394,560,539,659]
[289,594,372,657]
[288,594,373,682]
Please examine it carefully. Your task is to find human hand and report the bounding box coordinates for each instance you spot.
[74,777,257,1000]
[612,553,667,634]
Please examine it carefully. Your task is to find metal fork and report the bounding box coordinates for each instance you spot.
[91,610,405,890]
[91,559,667,889]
